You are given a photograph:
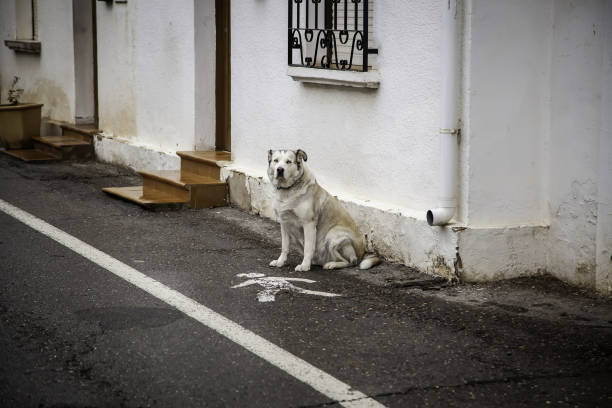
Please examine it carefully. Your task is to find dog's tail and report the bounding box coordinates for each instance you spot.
[359,253,382,270]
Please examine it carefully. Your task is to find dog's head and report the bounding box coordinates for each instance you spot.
[267,149,308,189]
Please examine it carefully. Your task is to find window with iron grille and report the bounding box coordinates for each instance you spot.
[288,0,376,72]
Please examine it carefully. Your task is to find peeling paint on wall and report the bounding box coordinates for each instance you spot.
[549,180,599,289]
[430,256,455,281]
[456,225,549,282]
[227,172,251,213]
[94,135,180,171]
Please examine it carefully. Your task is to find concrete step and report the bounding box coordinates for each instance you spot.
[32,136,93,161]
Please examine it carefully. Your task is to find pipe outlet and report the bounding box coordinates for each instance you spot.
[427,207,455,226]
[427,0,460,227]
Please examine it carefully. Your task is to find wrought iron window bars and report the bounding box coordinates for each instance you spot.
[288,0,375,72]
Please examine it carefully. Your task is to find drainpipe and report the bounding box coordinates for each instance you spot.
[427,0,460,226]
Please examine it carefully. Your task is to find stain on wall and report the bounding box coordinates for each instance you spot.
[23,79,72,122]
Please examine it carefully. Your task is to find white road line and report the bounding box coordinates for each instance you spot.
[0,199,386,408]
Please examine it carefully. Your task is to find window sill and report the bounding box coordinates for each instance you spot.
[4,40,41,54]
[287,66,380,89]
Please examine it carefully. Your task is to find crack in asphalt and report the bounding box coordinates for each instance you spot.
[296,370,612,408]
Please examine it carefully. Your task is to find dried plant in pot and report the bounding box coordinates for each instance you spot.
[0,76,43,149]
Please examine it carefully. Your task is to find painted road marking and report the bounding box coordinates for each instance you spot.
[0,199,386,408]
[232,272,342,302]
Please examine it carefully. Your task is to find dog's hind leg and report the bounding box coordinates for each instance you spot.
[323,261,350,270]
[323,243,357,270]
[295,221,316,271]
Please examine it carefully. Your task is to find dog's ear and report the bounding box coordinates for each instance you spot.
[295,149,308,163]
[268,149,273,164]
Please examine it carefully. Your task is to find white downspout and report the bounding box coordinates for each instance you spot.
[427,0,461,226]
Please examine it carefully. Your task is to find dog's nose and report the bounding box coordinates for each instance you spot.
[276,167,284,177]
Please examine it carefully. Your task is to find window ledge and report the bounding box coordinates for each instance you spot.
[287,66,380,89]
[5,40,41,54]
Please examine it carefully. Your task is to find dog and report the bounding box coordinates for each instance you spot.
[267,149,380,272]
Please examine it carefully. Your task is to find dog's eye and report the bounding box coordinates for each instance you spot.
[286,160,292,164]
[273,159,279,163]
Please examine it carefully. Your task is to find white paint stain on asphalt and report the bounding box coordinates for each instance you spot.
[0,199,386,408]
[232,273,342,302]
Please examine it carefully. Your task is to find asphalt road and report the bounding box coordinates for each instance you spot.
[1,154,611,408]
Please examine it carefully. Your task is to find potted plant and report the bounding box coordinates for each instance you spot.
[0,76,43,149]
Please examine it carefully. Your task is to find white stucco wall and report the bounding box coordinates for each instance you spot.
[463,0,552,228]
[460,0,611,292]
[231,0,445,216]
[596,0,612,294]
[96,0,197,154]
[548,0,611,290]
[228,0,611,293]
[0,0,76,124]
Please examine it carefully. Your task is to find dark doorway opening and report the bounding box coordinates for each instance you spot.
[72,0,98,127]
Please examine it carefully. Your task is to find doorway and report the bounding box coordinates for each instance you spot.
[215,0,230,151]
[72,0,98,127]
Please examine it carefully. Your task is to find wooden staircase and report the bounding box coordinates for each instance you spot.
[102,151,231,210]
[2,123,97,162]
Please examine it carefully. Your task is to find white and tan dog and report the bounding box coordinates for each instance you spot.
[267,149,380,272]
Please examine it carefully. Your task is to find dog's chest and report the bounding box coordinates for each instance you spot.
[276,195,313,223]
[278,206,302,226]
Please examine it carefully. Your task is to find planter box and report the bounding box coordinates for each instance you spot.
[0,103,43,149]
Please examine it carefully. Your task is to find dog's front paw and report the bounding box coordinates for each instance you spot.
[294,263,311,272]
[269,259,285,267]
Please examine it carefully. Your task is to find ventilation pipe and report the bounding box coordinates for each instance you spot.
[427,0,460,226]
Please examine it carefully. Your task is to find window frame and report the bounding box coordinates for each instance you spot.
[5,0,41,54]
[287,0,377,73]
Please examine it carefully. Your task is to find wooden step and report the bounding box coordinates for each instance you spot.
[177,151,231,180]
[103,151,230,210]
[33,136,93,160]
[1,148,60,162]
[139,170,227,208]
[140,170,190,202]
[60,123,100,135]
[61,123,101,143]
[102,186,189,209]
[140,170,226,188]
